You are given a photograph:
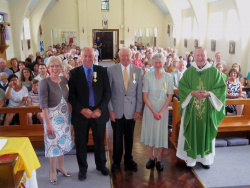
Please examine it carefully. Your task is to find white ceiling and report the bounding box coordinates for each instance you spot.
[4,0,224,16]
[152,0,223,15]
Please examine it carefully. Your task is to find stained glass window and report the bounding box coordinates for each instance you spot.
[101,0,109,10]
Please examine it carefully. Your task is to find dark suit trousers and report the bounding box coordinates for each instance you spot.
[111,116,135,164]
[73,119,107,173]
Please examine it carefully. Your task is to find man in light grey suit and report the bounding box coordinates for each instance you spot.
[171,60,185,100]
[171,60,186,89]
[107,47,143,172]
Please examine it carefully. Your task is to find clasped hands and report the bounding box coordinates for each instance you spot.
[191,90,210,99]
[109,111,141,122]
[153,110,164,121]
[81,108,101,119]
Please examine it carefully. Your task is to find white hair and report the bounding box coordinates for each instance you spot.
[46,56,63,69]
[81,47,95,56]
[0,58,6,64]
[151,53,165,64]
[118,47,132,57]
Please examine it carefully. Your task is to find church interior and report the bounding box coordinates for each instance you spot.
[0,0,250,187]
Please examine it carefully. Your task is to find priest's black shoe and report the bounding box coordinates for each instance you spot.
[202,164,210,169]
[111,163,121,172]
[98,167,111,176]
[146,158,156,169]
[125,160,138,171]
[78,172,86,181]
[156,161,164,171]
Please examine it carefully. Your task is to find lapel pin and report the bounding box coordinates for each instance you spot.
[132,73,136,84]
[163,82,167,93]
[93,72,97,82]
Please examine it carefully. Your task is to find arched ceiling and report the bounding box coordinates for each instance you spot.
[4,0,57,13]
[152,0,223,15]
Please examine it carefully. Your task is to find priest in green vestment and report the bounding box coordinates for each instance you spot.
[176,47,226,169]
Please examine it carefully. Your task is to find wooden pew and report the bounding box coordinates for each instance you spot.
[0,106,96,148]
[170,98,250,148]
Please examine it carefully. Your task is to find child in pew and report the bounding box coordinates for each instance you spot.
[27,79,43,125]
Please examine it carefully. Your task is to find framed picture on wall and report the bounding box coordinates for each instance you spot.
[167,25,170,36]
[184,39,187,48]
[174,38,176,46]
[229,40,235,54]
[194,39,198,48]
[211,39,216,52]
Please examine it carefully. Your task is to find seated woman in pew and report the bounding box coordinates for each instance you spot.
[232,63,245,86]
[226,68,244,115]
[20,67,33,92]
[9,58,19,73]
[4,74,28,126]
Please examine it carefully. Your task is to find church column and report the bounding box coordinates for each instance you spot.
[163,0,182,50]
[77,0,88,48]
[235,0,250,75]
[188,0,208,47]
[123,0,133,47]
[30,0,52,54]
[9,0,31,60]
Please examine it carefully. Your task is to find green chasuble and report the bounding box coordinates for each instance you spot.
[179,65,226,159]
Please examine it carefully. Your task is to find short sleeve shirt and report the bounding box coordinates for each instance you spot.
[6,86,28,107]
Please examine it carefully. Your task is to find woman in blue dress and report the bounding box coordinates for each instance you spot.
[39,56,73,185]
[141,53,173,171]
[226,68,244,115]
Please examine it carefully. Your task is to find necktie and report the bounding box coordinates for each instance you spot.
[179,72,183,79]
[124,67,130,92]
[87,69,95,107]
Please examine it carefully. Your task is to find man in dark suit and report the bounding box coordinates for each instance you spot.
[68,47,111,181]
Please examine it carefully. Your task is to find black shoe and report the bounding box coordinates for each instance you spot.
[156,161,164,171]
[99,167,111,176]
[125,160,138,171]
[202,164,210,169]
[146,158,156,169]
[111,163,121,172]
[78,172,86,181]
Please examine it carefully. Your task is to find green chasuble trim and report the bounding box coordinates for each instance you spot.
[179,66,226,159]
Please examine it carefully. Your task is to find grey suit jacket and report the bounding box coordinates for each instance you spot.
[171,70,183,89]
[107,63,143,119]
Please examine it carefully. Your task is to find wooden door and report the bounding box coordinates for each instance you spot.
[95,32,113,60]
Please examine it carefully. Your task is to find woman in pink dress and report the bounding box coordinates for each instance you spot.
[132,52,143,68]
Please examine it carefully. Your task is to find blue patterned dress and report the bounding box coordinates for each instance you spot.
[226,80,241,112]
[44,88,73,158]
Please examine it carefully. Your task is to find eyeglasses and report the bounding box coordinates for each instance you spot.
[49,65,61,68]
